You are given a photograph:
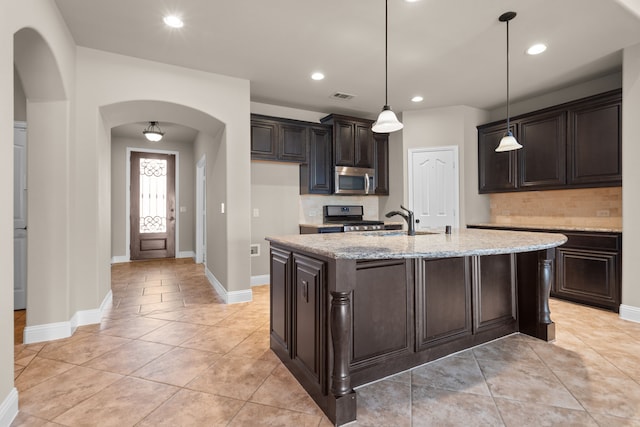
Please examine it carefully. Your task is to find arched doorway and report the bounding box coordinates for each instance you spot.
[13,27,69,344]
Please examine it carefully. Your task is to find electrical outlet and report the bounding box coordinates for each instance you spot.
[596,209,610,217]
[220,203,225,214]
[250,244,260,256]
[253,208,260,217]
[309,210,317,217]
[179,206,187,213]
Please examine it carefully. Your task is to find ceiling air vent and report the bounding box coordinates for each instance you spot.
[330,92,356,100]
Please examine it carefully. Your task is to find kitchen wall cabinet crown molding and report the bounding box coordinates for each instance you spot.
[478,89,622,194]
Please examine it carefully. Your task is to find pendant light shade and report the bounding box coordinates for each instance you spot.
[372,0,403,134]
[143,121,164,142]
[495,11,522,152]
[373,105,404,133]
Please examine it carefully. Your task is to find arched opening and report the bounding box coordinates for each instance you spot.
[13,27,69,344]
[100,100,227,297]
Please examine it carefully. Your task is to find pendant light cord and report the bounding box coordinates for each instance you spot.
[505,18,510,134]
[385,0,389,106]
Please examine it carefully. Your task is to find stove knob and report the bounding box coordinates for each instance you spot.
[355,226,360,230]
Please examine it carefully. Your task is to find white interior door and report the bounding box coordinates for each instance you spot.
[409,146,459,230]
[14,122,27,310]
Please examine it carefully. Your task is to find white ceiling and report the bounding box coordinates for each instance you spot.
[55,0,640,119]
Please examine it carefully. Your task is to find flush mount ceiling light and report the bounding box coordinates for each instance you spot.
[527,43,547,55]
[411,95,424,103]
[372,0,403,133]
[163,15,184,28]
[143,121,165,142]
[495,11,523,152]
[311,72,325,81]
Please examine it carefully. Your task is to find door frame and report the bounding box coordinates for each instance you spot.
[195,154,206,264]
[408,145,460,229]
[126,147,180,261]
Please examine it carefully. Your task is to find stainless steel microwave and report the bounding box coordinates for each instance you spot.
[334,166,375,195]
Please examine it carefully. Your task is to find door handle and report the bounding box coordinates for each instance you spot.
[169,217,175,221]
[365,173,370,194]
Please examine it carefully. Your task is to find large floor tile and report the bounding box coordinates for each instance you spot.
[186,354,278,400]
[137,320,210,346]
[82,339,172,375]
[15,357,75,392]
[37,334,130,365]
[53,376,179,426]
[411,355,490,396]
[132,347,220,386]
[231,402,323,427]
[138,388,244,426]
[411,385,503,427]
[355,378,411,427]
[179,325,251,354]
[494,397,597,427]
[18,366,122,420]
[98,316,169,339]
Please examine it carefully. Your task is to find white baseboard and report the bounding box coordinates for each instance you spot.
[0,388,18,427]
[251,274,270,286]
[23,291,113,344]
[111,255,129,264]
[620,304,640,323]
[177,251,195,259]
[205,267,253,304]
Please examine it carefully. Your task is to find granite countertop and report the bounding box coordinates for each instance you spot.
[468,223,622,233]
[267,228,567,260]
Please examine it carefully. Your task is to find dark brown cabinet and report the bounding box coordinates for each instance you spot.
[250,114,307,163]
[373,133,389,195]
[292,254,326,386]
[478,122,518,193]
[518,111,567,189]
[416,257,472,350]
[568,92,622,185]
[270,247,292,354]
[300,125,333,195]
[321,114,375,168]
[474,254,517,332]
[477,89,622,193]
[554,232,621,312]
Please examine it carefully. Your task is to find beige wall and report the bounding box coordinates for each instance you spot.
[397,106,492,227]
[251,162,300,277]
[111,136,196,259]
[13,67,25,121]
[623,43,640,312]
[1,0,77,415]
[489,72,622,121]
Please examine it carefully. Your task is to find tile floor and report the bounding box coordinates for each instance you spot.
[11,258,640,426]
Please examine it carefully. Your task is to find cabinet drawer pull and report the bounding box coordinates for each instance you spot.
[302,280,309,302]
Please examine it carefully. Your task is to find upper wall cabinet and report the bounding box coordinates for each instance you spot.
[320,114,375,168]
[477,89,622,194]
[251,114,308,163]
[568,92,622,186]
[300,125,333,195]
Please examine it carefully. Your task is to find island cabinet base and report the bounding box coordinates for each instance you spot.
[269,246,556,426]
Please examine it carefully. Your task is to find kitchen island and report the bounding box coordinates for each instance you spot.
[266,229,567,426]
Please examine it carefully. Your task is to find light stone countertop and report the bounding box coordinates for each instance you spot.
[266,228,567,260]
[468,223,622,233]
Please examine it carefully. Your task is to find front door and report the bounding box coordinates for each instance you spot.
[130,151,176,260]
[409,147,459,230]
[14,122,27,310]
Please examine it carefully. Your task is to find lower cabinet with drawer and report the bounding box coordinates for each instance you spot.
[553,232,621,312]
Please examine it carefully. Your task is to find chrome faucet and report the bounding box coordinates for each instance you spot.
[385,205,416,236]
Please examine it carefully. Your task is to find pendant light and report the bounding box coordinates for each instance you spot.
[143,121,165,142]
[495,11,522,152]
[372,0,403,133]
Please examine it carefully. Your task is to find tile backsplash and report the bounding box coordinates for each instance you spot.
[300,195,379,224]
[490,187,622,228]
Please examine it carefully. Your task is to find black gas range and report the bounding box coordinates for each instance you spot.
[322,205,384,232]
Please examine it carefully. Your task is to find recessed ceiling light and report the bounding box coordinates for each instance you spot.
[163,15,184,28]
[311,72,325,81]
[526,43,547,55]
[411,95,424,103]
[405,0,420,2]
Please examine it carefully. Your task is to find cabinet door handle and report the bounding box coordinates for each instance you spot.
[302,280,308,303]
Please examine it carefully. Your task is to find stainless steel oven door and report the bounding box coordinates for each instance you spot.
[334,166,375,195]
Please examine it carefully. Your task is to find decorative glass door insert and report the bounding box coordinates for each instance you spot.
[130,151,176,260]
[139,157,168,233]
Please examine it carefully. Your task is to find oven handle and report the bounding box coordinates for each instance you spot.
[365,173,370,194]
